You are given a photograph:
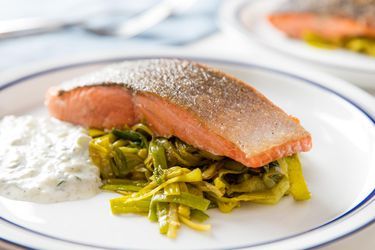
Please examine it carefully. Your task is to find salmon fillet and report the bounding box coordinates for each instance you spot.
[46,59,312,168]
[268,0,375,39]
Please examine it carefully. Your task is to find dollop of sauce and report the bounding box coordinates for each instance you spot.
[0,115,101,203]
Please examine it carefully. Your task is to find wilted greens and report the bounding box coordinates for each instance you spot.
[89,123,311,238]
[302,32,375,56]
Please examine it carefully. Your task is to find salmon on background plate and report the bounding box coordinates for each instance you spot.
[268,0,375,56]
[46,59,312,169]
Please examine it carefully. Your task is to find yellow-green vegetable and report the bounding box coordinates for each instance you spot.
[179,215,211,231]
[101,184,144,192]
[88,128,106,138]
[178,204,190,218]
[111,198,151,214]
[167,203,180,238]
[285,155,311,201]
[302,32,375,56]
[151,192,210,211]
[157,202,169,234]
[89,123,311,238]
[190,209,209,222]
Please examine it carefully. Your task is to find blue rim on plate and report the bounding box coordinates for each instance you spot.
[0,56,374,250]
[230,0,375,74]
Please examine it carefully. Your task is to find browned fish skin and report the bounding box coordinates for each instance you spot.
[58,59,311,159]
[275,0,375,26]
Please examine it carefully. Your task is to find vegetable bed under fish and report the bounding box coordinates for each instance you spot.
[303,33,375,56]
[89,123,311,238]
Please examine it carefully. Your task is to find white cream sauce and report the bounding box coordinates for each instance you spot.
[0,115,101,203]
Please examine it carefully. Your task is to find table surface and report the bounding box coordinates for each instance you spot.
[0,12,374,250]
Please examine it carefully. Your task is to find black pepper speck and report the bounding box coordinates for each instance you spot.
[59,59,310,156]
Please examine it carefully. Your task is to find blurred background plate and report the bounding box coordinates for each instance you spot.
[0,52,374,249]
[220,0,375,89]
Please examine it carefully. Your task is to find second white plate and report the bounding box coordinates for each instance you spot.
[220,0,375,88]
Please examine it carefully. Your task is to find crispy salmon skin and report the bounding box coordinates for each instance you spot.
[46,59,312,168]
[268,0,375,39]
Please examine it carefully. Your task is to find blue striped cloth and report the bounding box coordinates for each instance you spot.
[0,0,220,70]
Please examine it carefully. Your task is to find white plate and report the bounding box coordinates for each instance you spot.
[220,0,375,89]
[0,54,374,250]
